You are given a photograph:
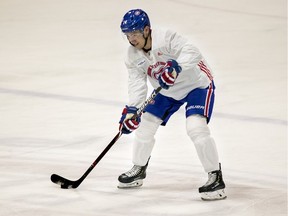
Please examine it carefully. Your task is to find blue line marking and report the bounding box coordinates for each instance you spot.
[0,87,286,126]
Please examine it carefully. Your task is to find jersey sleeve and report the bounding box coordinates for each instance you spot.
[165,30,203,71]
[125,48,148,108]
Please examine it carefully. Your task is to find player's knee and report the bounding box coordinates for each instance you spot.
[136,112,162,138]
[186,115,210,143]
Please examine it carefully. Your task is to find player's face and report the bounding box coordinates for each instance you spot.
[125,30,145,49]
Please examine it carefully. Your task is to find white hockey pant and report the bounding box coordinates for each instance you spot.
[186,115,219,172]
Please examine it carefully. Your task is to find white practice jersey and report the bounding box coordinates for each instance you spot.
[125,28,214,108]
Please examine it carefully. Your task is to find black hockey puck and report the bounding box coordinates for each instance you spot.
[61,185,68,189]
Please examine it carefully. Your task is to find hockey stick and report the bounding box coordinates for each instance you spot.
[50,86,162,189]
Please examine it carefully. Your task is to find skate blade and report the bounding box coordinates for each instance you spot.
[117,179,143,189]
[200,189,227,201]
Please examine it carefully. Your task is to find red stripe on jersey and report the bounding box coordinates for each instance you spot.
[198,61,213,81]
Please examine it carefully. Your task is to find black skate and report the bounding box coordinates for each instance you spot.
[118,159,150,189]
[199,164,227,200]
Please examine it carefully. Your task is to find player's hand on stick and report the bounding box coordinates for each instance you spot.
[119,106,141,134]
[158,59,182,90]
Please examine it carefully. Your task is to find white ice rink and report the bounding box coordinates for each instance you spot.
[0,0,287,215]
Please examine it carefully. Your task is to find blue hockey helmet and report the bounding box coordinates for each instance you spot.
[120,9,150,33]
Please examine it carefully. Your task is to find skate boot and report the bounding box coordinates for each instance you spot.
[199,163,227,200]
[118,159,150,189]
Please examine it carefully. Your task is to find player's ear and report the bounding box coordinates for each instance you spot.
[143,26,151,37]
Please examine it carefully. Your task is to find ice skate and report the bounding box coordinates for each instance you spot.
[118,160,149,189]
[199,164,227,201]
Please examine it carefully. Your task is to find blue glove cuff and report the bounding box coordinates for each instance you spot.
[119,106,139,124]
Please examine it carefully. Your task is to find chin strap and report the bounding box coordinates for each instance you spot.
[142,30,151,52]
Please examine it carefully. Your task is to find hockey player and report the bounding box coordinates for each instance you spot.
[118,9,226,200]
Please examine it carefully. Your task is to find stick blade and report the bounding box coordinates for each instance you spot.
[50,174,77,189]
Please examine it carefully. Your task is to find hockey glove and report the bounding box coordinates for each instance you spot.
[119,106,141,134]
[158,59,182,90]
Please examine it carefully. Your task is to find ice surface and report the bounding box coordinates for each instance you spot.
[0,0,286,215]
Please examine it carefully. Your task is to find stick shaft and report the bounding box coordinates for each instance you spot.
[51,87,162,188]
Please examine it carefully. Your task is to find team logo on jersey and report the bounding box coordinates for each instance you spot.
[147,61,167,79]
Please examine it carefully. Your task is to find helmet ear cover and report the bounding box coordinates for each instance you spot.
[120,9,151,33]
